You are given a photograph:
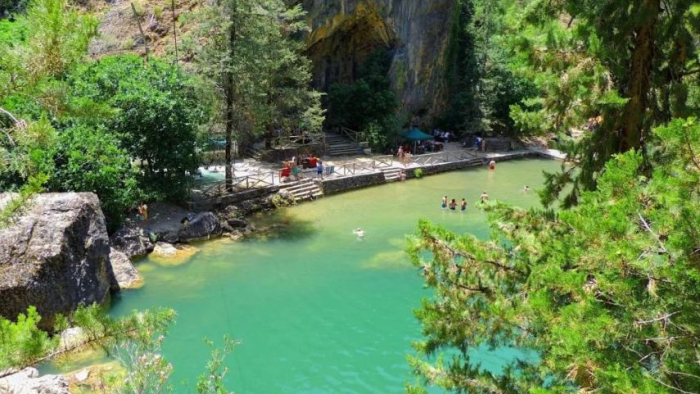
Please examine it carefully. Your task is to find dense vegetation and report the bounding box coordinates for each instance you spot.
[1,0,699,392]
[439,0,537,134]
[407,1,700,393]
[0,0,323,227]
[327,49,400,152]
[408,118,700,394]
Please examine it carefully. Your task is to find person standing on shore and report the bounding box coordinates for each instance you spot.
[317,160,323,179]
[138,203,148,222]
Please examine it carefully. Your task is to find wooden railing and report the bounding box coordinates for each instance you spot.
[372,155,394,168]
[201,170,280,198]
[339,127,363,143]
[273,132,325,148]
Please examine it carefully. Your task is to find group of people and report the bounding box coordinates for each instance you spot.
[281,155,325,182]
[433,129,453,142]
[442,196,469,212]
[440,191,491,212]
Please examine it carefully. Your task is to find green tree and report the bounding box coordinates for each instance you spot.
[439,0,537,134]
[189,0,323,190]
[506,0,700,206]
[0,0,96,98]
[327,49,399,151]
[407,118,700,394]
[49,125,140,231]
[69,55,205,200]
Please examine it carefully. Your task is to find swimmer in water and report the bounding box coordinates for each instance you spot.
[480,191,489,202]
[523,185,530,193]
[461,198,467,212]
[449,199,457,210]
[353,228,365,237]
[488,160,496,170]
[441,196,447,209]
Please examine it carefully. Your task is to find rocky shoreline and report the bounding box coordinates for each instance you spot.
[0,189,297,393]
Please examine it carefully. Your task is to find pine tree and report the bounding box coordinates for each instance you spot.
[407,117,700,394]
[507,0,700,206]
[189,0,323,190]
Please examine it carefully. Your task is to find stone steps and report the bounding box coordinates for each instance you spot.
[281,179,324,202]
[325,132,362,157]
[382,168,403,182]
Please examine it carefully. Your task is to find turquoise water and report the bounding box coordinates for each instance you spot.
[108,159,560,393]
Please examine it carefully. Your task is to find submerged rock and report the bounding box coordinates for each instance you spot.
[58,327,88,352]
[0,367,71,394]
[179,212,222,242]
[150,243,198,266]
[108,248,143,290]
[152,242,178,258]
[0,193,112,329]
[109,227,153,259]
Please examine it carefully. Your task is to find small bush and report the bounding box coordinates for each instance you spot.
[121,37,135,50]
[414,169,424,178]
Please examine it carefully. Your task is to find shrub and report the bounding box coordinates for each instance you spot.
[413,168,423,178]
[69,55,206,201]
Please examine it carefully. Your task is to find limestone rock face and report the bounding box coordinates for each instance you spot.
[303,0,456,119]
[0,368,71,394]
[109,227,154,259]
[0,193,112,329]
[108,248,143,290]
[178,212,222,242]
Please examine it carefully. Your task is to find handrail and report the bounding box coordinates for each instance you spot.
[339,127,363,143]
[200,170,281,197]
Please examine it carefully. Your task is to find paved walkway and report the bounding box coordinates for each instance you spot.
[194,143,567,192]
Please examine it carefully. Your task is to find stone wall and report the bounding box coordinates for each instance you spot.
[190,187,280,211]
[321,172,386,195]
[406,158,483,178]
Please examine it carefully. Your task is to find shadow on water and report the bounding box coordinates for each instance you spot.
[246,210,317,242]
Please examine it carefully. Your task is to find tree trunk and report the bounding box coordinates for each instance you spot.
[618,0,660,152]
[224,0,237,192]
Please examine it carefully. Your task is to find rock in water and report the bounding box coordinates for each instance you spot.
[0,193,112,329]
[0,367,71,394]
[108,248,143,290]
[179,212,222,242]
[109,227,154,258]
[152,242,178,258]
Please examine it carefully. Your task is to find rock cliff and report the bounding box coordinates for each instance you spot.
[0,193,112,329]
[302,0,456,120]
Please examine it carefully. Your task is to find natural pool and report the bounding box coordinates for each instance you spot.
[110,158,560,394]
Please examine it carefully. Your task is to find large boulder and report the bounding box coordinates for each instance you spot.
[0,193,112,329]
[0,367,71,394]
[109,227,153,259]
[178,212,222,242]
[108,248,143,290]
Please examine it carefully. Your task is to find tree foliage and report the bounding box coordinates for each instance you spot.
[327,49,401,151]
[188,0,324,188]
[439,0,537,134]
[506,0,700,205]
[48,124,140,231]
[69,55,204,201]
[0,304,176,372]
[408,118,700,394]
